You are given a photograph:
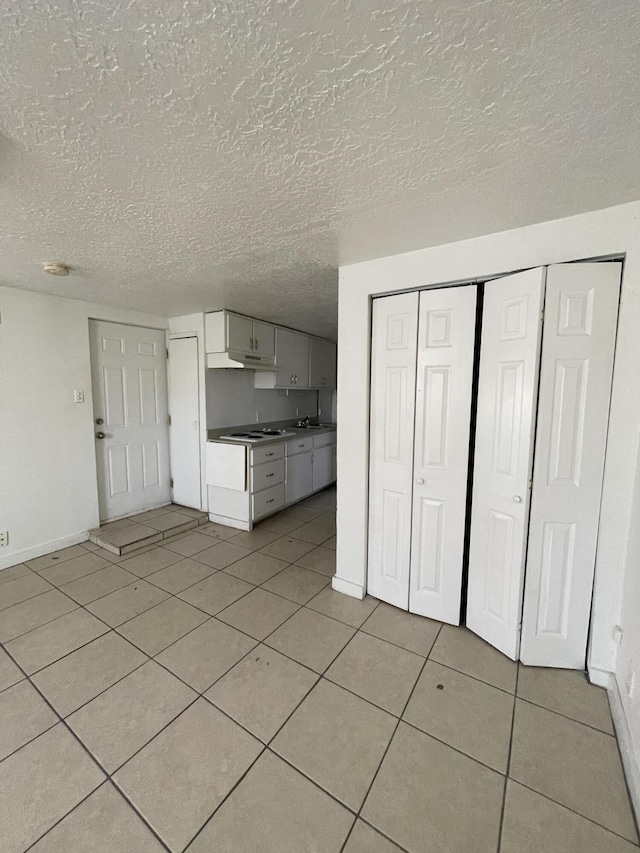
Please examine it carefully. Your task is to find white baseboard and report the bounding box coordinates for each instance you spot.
[608,674,640,826]
[207,513,250,531]
[332,575,366,600]
[588,665,612,689]
[0,531,89,572]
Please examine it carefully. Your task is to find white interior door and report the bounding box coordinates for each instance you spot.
[168,336,202,509]
[90,321,170,522]
[409,286,477,624]
[368,292,419,609]
[466,268,546,660]
[520,262,621,668]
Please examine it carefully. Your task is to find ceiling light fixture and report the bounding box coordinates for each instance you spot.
[42,261,70,276]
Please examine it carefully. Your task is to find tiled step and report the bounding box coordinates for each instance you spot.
[88,505,209,556]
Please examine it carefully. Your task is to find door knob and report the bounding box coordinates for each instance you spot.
[416,478,425,485]
[513,495,522,503]
[95,432,105,440]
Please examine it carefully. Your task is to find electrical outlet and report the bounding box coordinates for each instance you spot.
[74,389,85,403]
[0,530,8,547]
[627,662,636,698]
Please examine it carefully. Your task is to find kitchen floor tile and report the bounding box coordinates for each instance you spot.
[0,572,53,611]
[29,782,166,852]
[171,505,207,520]
[68,661,196,773]
[131,513,190,533]
[223,551,289,584]
[0,563,31,585]
[145,557,217,593]
[160,531,215,557]
[187,750,354,853]
[25,545,88,572]
[60,564,138,605]
[86,579,170,627]
[306,587,379,628]
[272,679,396,809]
[501,779,640,853]
[510,699,638,842]
[227,528,281,550]
[216,588,299,640]
[260,535,316,563]
[190,540,253,569]
[275,505,326,523]
[0,724,105,853]
[362,722,504,852]
[32,631,147,717]
[517,665,614,733]
[256,515,306,535]
[178,571,253,615]
[0,679,58,760]
[205,644,318,742]
[429,624,518,692]
[326,632,424,715]
[156,618,256,692]
[265,607,355,673]
[289,518,336,545]
[0,588,78,642]
[362,601,441,656]
[37,552,112,587]
[198,521,239,540]
[5,608,109,674]
[117,597,208,656]
[323,534,337,550]
[0,647,24,692]
[343,821,404,852]
[261,564,329,604]
[294,545,336,576]
[91,521,159,548]
[404,660,514,771]
[113,699,261,852]
[119,546,183,577]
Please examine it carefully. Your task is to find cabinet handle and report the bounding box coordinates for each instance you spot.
[266,473,274,477]
[265,452,274,457]
[249,336,254,350]
[266,498,275,504]
[291,374,295,384]
[255,337,258,350]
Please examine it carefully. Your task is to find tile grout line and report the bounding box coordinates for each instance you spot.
[496,656,520,853]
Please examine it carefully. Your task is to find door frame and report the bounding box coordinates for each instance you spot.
[360,254,624,670]
[89,318,171,523]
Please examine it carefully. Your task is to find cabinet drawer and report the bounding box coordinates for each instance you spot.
[251,458,284,492]
[252,482,285,519]
[251,444,284,466]
[313,431,336,449]
[286,437,313,455]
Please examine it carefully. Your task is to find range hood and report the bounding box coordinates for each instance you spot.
[206,351,276,371]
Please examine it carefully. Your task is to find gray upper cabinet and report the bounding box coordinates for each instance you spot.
[309,337,337,389]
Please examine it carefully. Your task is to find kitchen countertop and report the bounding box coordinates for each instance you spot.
[207,424,336,447]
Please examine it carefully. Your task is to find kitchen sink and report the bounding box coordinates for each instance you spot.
[296,423,334,429]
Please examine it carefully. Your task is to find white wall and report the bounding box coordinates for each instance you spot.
[205,369,318,429]
[0,286,167,570]
[335,202,640,753]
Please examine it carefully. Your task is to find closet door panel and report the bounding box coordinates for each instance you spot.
[520,262,621,668]
[466,268,546,660]
[368,292,419,609]
[409,285,477,623]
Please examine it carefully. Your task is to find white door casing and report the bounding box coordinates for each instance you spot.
[368,292,419,609]
[90,321,170,522]
[168,336,201,509]
[520,262,621,669]
[466,268,546,660]
[409,286,477,624]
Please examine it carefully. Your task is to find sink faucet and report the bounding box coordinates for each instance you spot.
[297,414,311,427]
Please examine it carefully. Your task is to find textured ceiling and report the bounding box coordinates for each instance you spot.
[1,1,639,338]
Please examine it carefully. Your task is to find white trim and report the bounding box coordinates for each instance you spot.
[331,575,366,600]
[588,665,612,689]
[0,531,89,572]
[207,513,250,531]
[608,674,640,825]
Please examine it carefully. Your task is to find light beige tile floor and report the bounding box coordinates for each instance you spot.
[1,487,638,852]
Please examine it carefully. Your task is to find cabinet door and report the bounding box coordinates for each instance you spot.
[313,445,335,491]
[286,451,314,503]
[409,285,477,625]
[227,314,254,354]
[293,333,310,388]
[309,339,337,388]
[252,321,275,358]
[520,262,621,669]
[368,292,419,610]
[274,327,298,387]
[466,268,545,661]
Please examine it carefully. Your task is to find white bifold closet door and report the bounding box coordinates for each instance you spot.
[466,268,546,660]
[368,286,476,623]
[520,262,621,668]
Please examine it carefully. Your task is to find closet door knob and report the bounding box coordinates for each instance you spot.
[415,478,424,485]
[513,495,522,503]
